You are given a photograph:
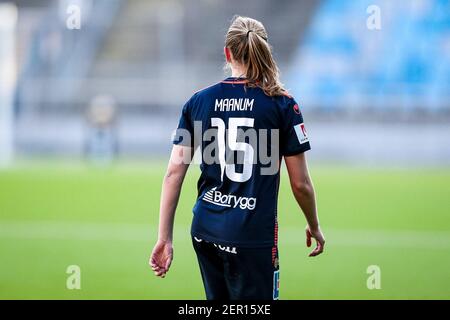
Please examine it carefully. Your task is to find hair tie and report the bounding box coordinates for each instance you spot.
[246,30,253,38]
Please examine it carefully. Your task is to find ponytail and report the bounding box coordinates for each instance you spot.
[225,16,287,97]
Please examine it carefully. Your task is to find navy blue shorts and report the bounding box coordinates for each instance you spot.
[192,237,280,300]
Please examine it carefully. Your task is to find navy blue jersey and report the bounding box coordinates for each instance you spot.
[173,77,311,247]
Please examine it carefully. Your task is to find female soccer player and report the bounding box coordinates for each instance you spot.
[150,16,325,300]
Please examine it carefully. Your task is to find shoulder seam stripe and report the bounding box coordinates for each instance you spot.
[221,80,248,84]
[193,82,221,94]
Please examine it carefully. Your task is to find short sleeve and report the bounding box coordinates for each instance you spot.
[172,99,194,147]
[280,99,311,156]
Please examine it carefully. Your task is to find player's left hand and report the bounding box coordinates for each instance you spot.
[305,225,325,257]
[149,240,173,278]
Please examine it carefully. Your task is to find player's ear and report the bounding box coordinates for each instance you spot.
[224,47,232,63]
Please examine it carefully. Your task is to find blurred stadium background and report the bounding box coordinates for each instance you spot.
[0,0,449,299]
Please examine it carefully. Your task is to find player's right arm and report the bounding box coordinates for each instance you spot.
[285,152,325,257]
[149,144,193,277]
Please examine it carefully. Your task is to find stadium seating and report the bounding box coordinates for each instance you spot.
[287,0,450,113]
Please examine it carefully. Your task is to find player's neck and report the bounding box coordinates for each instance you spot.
[230,64,247,78]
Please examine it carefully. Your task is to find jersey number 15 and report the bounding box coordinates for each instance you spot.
[211,117,255,183]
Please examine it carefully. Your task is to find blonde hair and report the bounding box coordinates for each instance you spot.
[225,16,287,97]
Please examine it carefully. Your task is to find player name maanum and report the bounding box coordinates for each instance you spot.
[215,98,254,112]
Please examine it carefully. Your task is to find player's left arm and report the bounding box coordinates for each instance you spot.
[149,145,193,277]
[285,152,325,257]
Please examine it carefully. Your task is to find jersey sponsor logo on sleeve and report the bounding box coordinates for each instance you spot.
[294,123,309,144]
[202,187,256,210]
[293,104,301,115]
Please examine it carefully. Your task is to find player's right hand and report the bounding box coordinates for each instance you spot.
[305,226,325,257]
[149,240,173,278]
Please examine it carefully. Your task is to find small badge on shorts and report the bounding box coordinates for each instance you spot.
[273,270,280,300]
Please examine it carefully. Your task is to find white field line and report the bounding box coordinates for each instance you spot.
[0,221,450,249]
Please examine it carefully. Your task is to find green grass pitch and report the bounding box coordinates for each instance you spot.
[0,162,449,299]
